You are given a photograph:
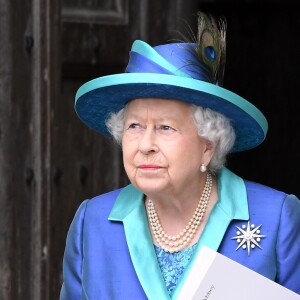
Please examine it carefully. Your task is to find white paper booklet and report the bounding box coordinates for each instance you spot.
[176,246,300,300]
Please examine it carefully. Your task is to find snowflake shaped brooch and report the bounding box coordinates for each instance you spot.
[231,221,266,256]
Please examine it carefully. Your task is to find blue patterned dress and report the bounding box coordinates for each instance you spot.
[154,244,197,296]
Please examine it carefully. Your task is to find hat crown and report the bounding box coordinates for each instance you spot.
[125,40,215,84]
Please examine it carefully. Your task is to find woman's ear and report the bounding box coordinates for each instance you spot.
[203,140,216,164]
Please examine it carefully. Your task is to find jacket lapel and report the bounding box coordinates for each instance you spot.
[109,185,170,300]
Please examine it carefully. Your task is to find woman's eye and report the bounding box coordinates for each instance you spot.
[128,123,139,129]
[158,125,176,134]
[126,123,143,132]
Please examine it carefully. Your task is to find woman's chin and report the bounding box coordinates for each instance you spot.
[131,178,169,195]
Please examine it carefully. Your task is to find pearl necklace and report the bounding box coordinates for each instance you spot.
[146,172,212,253]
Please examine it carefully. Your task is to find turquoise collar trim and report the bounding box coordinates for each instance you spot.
[109,186,170,299]
[108,167,249,299]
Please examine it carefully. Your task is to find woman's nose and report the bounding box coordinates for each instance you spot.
[138,127,158,154]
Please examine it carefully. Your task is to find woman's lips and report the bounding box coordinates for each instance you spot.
[138,165,161,171]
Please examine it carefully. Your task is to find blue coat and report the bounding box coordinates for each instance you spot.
[60,168,300,299]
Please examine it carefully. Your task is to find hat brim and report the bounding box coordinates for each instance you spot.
[75,73,268,152]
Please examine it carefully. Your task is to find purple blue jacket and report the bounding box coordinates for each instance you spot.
[60,168,300,299]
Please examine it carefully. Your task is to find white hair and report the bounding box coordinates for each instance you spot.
[105,103,235,173]
[191,105,235,173]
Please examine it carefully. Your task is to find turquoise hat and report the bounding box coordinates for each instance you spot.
[75,39,268,152]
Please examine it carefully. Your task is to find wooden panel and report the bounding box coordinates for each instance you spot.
[62,0,129,24]
[0,3,13,299]
[0,0,60,299]
[0,0,36,298]
[61,0,199,79]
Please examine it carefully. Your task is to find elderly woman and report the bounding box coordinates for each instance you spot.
[60,12,300,299]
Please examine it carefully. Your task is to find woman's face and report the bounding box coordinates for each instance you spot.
[122,98,214,196]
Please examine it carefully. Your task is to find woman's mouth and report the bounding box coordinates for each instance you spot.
[138,165,161,171]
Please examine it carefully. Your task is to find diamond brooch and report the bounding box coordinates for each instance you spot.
[231,221,266,256]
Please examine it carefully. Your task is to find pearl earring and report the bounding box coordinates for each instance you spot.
[200,164,207,173]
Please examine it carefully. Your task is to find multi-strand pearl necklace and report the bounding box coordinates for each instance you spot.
[146,172,213,253]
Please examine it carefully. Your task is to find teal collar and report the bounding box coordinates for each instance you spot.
[108,167,249,300]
